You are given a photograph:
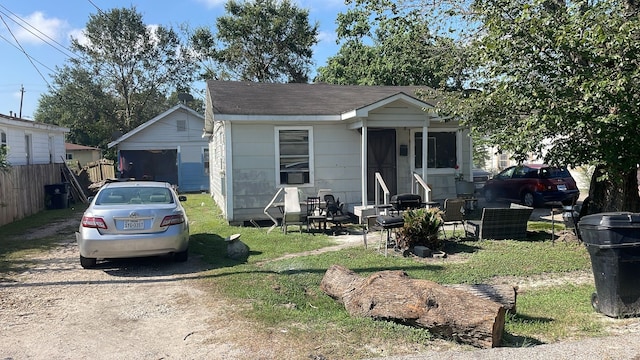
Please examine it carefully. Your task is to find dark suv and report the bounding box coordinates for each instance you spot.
[483,164,580,207]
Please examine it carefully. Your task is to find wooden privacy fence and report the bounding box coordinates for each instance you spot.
[85,159,115,183]
[0,164,64,227]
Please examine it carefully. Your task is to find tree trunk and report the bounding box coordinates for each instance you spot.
[583,165,640,216]
[444,284,517,314]
[320,265,505,349]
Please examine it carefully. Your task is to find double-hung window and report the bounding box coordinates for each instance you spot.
[276,127,312,185]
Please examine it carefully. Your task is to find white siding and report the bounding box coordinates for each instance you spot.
[211,96,470,223]
[0,117,68,166]
[116,108,206,151]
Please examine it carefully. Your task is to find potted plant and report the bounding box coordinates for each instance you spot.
[396,207,444,253]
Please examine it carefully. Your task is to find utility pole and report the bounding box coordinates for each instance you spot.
[19,85,25,119]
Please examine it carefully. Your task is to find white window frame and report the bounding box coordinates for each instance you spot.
[410,128,462,175]
[274,126,314,187]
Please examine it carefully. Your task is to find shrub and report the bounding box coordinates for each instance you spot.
[397,207,444,250]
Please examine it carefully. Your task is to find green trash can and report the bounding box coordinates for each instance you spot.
[578,212,640,317]
[44,183,70,209]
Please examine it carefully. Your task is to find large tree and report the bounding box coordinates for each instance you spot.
[190,0,319,83]
[342,0,640,212]
[450,0,640,212]
[315,0,470,88]
[36,7,198,147]
[35,65,117,153]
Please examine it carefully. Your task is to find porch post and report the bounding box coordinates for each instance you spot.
[361,122,368,206]
[422,122,428,183]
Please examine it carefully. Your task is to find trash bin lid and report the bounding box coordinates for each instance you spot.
[578,212,640,229]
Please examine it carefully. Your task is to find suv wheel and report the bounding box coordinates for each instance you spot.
[522,192,535,207]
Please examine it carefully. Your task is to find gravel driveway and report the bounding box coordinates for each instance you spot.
[0,218,256,360]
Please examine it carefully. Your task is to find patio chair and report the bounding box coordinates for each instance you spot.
[324,194,350,235]
[440,198,466,239]
[305,196,326,233]
[282,187,303,234]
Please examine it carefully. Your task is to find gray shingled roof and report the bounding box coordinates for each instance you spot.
[207,80,437,116]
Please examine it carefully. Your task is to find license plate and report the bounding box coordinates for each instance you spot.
[557,184,567,191]
[123,220,144,230]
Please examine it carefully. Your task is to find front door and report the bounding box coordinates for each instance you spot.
[367,128,397,202]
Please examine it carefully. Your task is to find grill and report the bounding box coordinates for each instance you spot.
[390,193,422,211]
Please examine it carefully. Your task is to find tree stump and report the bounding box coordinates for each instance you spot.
[320,265,505,348]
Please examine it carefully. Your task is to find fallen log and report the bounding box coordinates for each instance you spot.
[320,264,505,349]
[445,284,518,314]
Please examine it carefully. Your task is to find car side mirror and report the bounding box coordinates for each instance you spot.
[178,195,187,202]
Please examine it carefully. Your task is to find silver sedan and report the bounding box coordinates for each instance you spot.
[76,181,189,268]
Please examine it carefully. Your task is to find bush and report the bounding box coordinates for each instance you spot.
[397,207,444,250]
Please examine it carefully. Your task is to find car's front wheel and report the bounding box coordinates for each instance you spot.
[80,255,96,269]
[174,249,188,262]
[522,192,535,207]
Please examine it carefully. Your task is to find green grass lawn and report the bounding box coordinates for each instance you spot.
[182,193,605,352]
[0,193,608,358]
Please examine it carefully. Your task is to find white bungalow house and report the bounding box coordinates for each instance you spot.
[0,114,68,166]
[108,104,209,192]
[203,81,473,225]
[0,113,69,226]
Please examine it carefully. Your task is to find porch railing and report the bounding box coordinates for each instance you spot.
[412,172,432,202]
[374,172,391,212]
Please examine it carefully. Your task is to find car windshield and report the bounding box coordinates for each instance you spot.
[96,187,174,205]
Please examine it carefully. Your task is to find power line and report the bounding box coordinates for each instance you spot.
[87,0,106,16]
[0,5,78,60]
[0,32,56,73]
[0,13,50,88]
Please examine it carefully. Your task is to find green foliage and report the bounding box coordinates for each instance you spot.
[441,0,640,210]
[396,207,444,250]
[35,7,198,154]
[315,0,471,89]
[0,145,10,172]
[191,0,318,82]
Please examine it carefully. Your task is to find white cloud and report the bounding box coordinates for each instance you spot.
[13,11,68,45]
[68,28,88,47]
[194,0,227,9]
[317,30,337,44]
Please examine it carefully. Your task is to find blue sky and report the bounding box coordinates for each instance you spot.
[0,0,347,120]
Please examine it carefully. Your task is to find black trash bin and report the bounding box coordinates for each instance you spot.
[44,183,70,209]
[578,212,640,317]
